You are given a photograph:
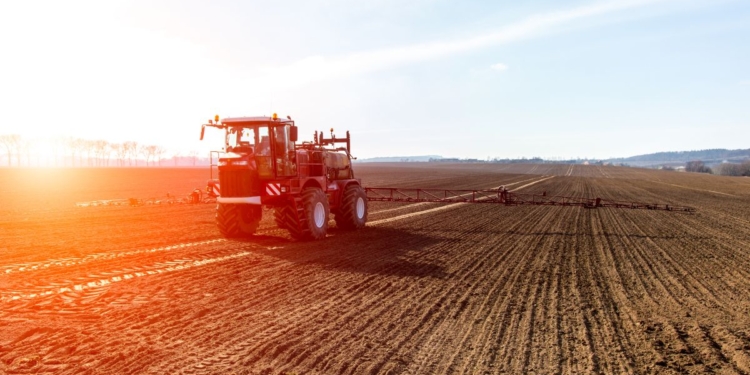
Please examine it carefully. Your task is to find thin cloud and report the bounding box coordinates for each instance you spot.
[491,63,509,71]
[263,0,676,87]
[740,80,750,86]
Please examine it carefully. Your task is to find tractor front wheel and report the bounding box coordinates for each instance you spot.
[289,188,330,240]
[335,185,367,230]
[216,204,261,238]
[300,188,329,240]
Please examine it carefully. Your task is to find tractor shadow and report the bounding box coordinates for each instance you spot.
[235,227,447,279]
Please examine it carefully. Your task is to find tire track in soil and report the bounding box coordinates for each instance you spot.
[0,239,227,275]
[0,250,254,303]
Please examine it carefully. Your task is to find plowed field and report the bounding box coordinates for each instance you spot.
[2,164,750,374]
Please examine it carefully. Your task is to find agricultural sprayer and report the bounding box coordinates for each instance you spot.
[200,114,695,240]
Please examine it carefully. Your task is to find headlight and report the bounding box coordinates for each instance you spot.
[218,160,228,166]
[233,160,249,166]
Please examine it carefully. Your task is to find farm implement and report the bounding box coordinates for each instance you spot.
[364,188,695,212]
[199,114,696,241]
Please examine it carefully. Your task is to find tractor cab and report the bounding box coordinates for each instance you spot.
[210,115,298,179]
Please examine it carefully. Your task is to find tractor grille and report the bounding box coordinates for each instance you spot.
[219,169,257,197]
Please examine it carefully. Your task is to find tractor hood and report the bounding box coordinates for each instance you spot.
[218,152,255,167]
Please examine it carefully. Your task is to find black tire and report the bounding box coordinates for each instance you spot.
[288,188,329,240]
[335,185,367,230]
[216,204,261,238]
[273,203,296,231]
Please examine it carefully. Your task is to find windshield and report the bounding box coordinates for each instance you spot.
[224,124,295,177]
[226,126,270,155]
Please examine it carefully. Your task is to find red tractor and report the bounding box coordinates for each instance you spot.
[200,114,367,240]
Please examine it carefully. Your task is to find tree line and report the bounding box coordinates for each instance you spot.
[663,160,750,176]
[714,161,750,176]
[0,134,204,167]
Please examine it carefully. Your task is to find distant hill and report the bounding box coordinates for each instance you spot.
[354,149,750,167]
[356,155,442,163]
[607,148,750,167]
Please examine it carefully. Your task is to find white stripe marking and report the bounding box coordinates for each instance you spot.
[266,183,281,195]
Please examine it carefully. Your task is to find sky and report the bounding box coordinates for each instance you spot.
[0,0,748,160]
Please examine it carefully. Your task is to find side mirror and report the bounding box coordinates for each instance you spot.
[200,125,206,140]
[290,126,298,142]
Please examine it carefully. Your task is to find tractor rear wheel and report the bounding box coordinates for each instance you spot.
[284,188,329,240]
[335,185,367,230]
[216,204,261,238]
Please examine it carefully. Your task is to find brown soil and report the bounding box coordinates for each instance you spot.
[1,164,750,374]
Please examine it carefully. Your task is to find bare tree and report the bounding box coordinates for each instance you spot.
[171,150,181,166]
[69,138,87,167]
[111,143,127,167]
[79,139,89,167]
[0,134,183,169]
[64,137,78,167]
[139,145,158,166]
[716,161,750,176]
[104,141,113,166]
[85,140,99,167]
[125,141,138,166]
[51,136,67,167]
[139,145,148,166]
[686,160,712,174]
[188,150,199,166]
[93,140,109,166]
[0,134,21,167]
[154,146,167,166]
[147,145,158,166]
[21,138,33,166]
[14,135,23,166]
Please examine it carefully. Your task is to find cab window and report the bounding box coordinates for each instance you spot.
[273,125,296,176]
[256,127,270,156]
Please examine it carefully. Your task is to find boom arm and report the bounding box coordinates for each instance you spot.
[364,187,695,213]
